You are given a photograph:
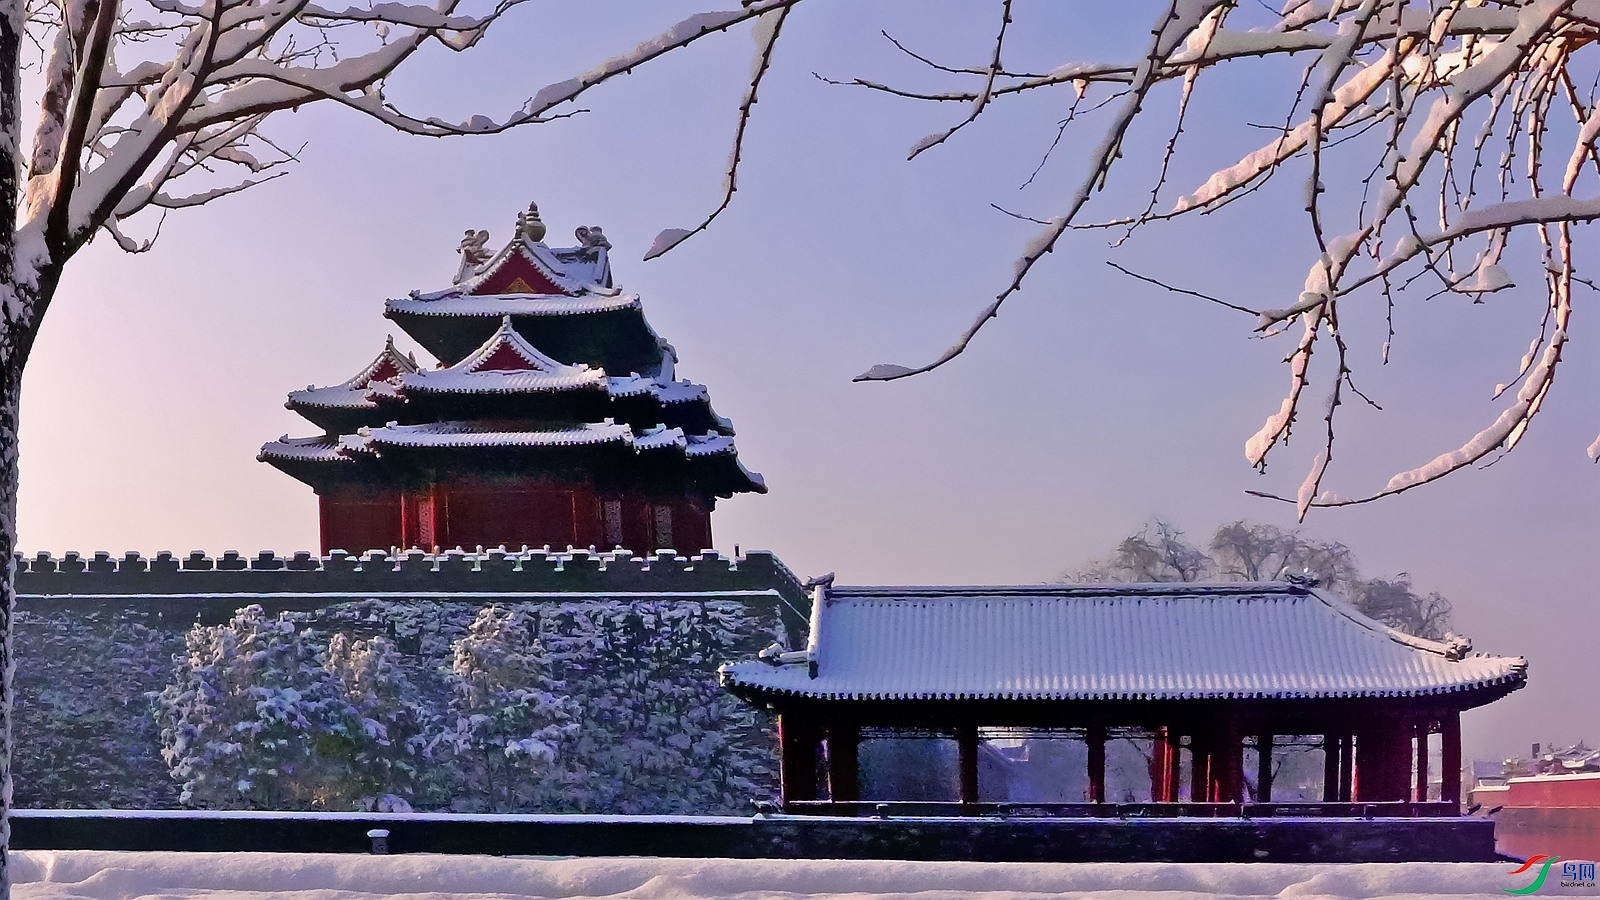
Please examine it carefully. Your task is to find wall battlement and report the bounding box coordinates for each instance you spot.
[15,548,810,636]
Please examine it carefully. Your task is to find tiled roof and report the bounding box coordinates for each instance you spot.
[719,583,1527,703]
[361,420,635,450]
[257,435,356,463]
[400,317,607,394]
[286,339,419,410]
[386,293,640,318]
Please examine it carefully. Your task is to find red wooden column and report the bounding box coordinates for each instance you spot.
[1441,712,1463,808]
[1192,732,1213,803]
[1414,721,1430,803]
[1149,728,1173,802]
[777,715,820,804]
[1165,731,1183,802]
[1256,733,1275,803]
[957,726,980,805]
[827,722,860,803]
[1323,734,1341,802]
[1087,725,1107,803]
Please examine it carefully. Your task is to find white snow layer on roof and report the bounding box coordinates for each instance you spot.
[721,584,1526,702]
[362,420,634,449]
[386,293,640,317]
[401,318,606,394]
[3,852,1558,899]
[359,420,741,456]
[287,341,419,408]
[451,240,601,297]
[256,435,353,463]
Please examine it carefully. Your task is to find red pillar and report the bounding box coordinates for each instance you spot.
[1165,731,1182,802]
[1192,732,1213,803]
[1338,734,1355,802]
[1442,712,1462,808]
[1323,734,1341,802]
[778,715,819,805]
[1150,728,1171,802]
[1217,715,1243,804]
[1087,725,1106,803]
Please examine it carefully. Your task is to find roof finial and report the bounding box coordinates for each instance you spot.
[516,202,546,242]
[454,229,492,285]
[575,225,611,252]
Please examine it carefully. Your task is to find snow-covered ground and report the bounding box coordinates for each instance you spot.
[6,852,1585,899]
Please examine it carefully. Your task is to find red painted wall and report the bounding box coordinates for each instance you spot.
[320,491,403,555]
[323,481,712,553]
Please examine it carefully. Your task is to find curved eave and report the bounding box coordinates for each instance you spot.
[385,293,640,318]
[719,665,1528,707]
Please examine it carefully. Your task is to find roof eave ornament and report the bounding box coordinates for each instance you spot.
[454,229,492,285]
[516,202,546,243]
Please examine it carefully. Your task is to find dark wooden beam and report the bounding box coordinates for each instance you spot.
[778,715,819,804]
[1414,721,1430,803]
[1442,712,1462,807]
[957,725,980,805]
[827,722,860,803]
[1087,725,1107,803]
[1323,734,1340,803]
[1257,733,1274,803]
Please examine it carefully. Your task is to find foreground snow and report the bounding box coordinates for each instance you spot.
[3,852,1577,899]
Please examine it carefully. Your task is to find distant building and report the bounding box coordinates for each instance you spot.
[261,204,764,554]
[722,580,1527,815]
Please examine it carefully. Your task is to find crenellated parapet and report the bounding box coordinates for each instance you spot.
[16,548,811,640]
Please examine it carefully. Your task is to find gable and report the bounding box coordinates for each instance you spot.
[469,251,571,297]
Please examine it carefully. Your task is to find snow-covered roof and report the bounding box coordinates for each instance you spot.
[608,376,710,405]
[720,583,1527,703]
[453,237,603,297]
[355,420,744,458]
[257,435,358,463]
[286,338,419,410]
[361,420,635,450]
[386,293,640,319]
[400,317,607,395]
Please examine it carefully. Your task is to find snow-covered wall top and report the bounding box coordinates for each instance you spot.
[15,548,808,635]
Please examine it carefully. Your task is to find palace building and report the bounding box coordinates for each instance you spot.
[260,204,764,555]
[722,579,1528,816]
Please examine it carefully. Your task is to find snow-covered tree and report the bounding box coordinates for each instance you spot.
[322,632,430,809]
[154,605,367,810]
[1067,519,1455,639]
[442,605,577,812]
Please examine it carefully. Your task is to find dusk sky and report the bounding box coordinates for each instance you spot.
[14,2,1597,762]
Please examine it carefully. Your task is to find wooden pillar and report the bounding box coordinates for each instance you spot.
[1165,731,1183,802]
[1192,732,1213,803]
[1338,733,1355,802]
[827,722,860,803]
[1256,733,1274,803]
[778,715,819,804]
[1087,725,1107,803]
[1217,716,1243,804]
[1414,721,1430,803]
[1441,712,1462,808]
[1323,734,1341,802]
[957,726,980,805]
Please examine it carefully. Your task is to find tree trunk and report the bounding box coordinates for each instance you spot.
[0,362,22,899]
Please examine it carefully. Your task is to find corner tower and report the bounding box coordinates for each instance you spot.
[261,203,765,554]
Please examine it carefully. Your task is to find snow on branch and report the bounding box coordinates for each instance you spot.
[826,0,1600,507]
[644,4,793,261]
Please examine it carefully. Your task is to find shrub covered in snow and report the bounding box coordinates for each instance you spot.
[14,595,777,814]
